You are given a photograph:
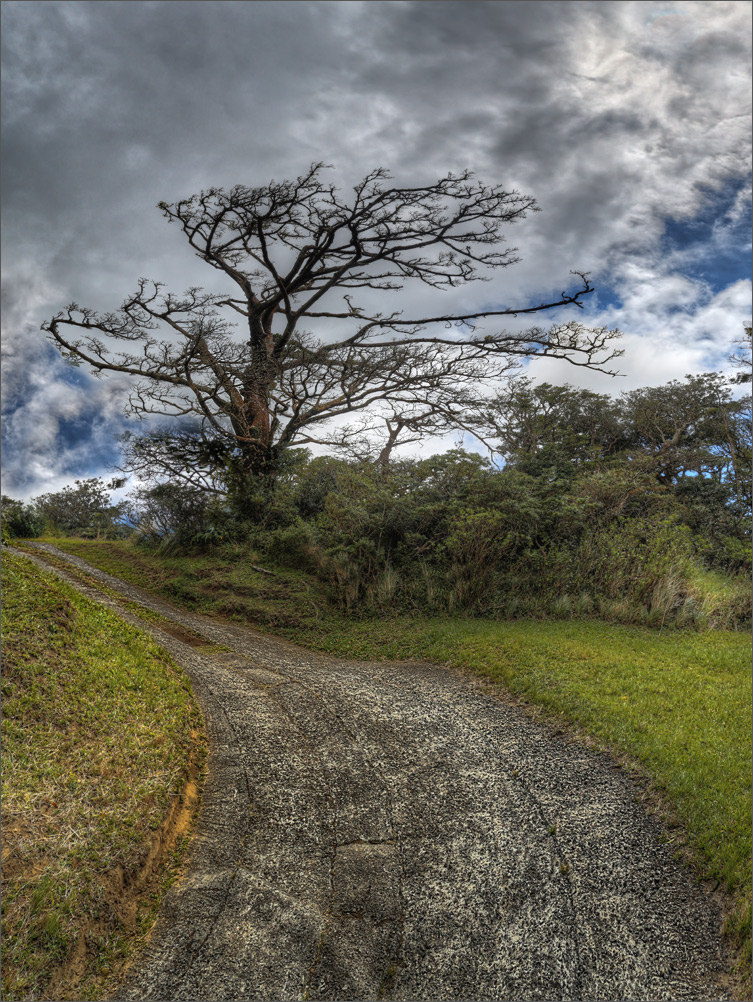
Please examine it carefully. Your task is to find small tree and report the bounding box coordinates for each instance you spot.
[44,164,622,505]
[1,496,46,539]
[33,478,127,538]
[623,373,741,485]
[126,482,228,548]
[483,377,626,471]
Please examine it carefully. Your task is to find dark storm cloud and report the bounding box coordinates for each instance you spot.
[324,1,750,257]
[2,0,356,298]
[3,0,747,296]
[1,0,750,495]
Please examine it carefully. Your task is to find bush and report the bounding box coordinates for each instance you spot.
[251,521,321,571]
[116,442,751,628]
[1,496,46,539]
[129,483,235,551]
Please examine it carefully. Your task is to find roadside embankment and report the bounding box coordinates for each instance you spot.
[1,550,206,1001]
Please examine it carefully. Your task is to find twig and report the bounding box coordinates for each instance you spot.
[250,563,276,576]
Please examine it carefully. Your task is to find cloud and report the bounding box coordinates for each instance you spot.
[527,273,752,393]
[1,275,136,498]
[0,0,750,491]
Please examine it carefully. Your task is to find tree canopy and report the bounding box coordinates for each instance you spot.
[32,478,127,538]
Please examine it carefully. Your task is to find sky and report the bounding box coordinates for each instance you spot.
[1,0,751,499]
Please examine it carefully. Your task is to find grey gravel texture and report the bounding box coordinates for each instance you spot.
[19,543,734,1001]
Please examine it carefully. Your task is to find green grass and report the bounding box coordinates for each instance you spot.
[1,550,206,1001]
[38,537,753,990]
[685,565,753,629]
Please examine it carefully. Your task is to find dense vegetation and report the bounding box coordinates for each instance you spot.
[6,369,748,629]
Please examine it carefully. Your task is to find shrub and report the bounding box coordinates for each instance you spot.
[252,521,321,571]
[1,496,46,539]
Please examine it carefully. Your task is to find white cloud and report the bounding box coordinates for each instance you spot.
[528,274,752,393]
[1,274,137,498]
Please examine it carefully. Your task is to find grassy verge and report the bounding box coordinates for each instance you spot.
[1,550,206,1001]
[41,537,752,991]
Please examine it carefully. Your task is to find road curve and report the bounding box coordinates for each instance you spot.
[21,544,732,1001]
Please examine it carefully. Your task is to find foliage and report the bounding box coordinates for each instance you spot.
[485,369,751,560]
[486,371,750,498]
[116,364,751,617]
[247,437,748,624]
[1,496,47,539]
[483,377,626,468]
[31,478,128,539]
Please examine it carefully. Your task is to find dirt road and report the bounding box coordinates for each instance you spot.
[20,544,733,1001]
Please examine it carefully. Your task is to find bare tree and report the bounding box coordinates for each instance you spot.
[301,372,488,469]
[44,164,622,499]
[311,408,459,469]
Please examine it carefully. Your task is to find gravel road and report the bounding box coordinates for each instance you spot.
[20,544,734,1001]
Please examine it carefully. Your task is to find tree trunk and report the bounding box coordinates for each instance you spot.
[376,420,404,470]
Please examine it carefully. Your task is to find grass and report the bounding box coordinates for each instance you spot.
[0,550,206,1001]
[685,565,753,630]
[38,536,753,992]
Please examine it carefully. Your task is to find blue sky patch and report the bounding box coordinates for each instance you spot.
[662,180,752,293]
